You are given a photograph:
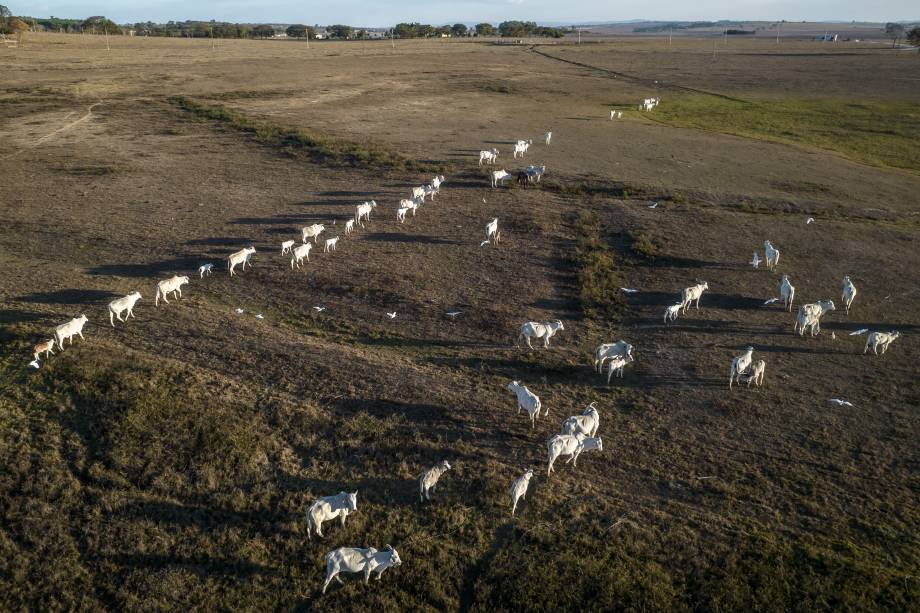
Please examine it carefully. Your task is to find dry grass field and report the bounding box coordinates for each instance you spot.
[1,33,919,610]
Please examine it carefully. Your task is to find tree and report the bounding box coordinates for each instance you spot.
[0,5,10,27]
[252,24,274,38]
[328,24,352,39]
[286,24,308,38]
[907,26,920,46]
[82,15,119,34]
[356,29,367,39]
[451,23,468,37]
[885,22,905,48]
[475,23,495,37]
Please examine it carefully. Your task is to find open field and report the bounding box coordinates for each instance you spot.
[1,34,919,610]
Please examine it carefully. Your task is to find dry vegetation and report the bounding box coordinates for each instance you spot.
[1,33,918,610]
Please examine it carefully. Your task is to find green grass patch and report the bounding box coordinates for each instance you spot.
[570,210,626,318]
[169,96,442,172]
[653,95,920,173]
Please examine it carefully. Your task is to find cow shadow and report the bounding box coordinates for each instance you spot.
[88,257,201,278]
[362,232,460,245]
[0,308,51,324]
[17,289,120,304]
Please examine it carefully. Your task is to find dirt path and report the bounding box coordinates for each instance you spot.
[0,101,103,161]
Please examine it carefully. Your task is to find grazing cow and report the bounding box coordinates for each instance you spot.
[291,243,312,269]
[228,247,256,276]
[155,275,189,306]
[546,433,602,476]
[510,469,534,516]
[479,148,499,166]
[681,281,709,313]
[108,291,142,327]
[864,331,900,355]
[419,460,451,502]
[506,380,544,428]
[322,545,402,594]
[841,276,857,314]
[729,346,755,389]
[780,275,795,312]
[302,223,325,244]
[562,403,600,437]
[53,315,89,351]
[307,491,358,539]
[518,320,564,349]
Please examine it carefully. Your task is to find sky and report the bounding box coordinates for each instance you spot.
[8,0,918,25]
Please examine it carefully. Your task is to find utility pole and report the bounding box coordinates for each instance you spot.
[669,27,672,48]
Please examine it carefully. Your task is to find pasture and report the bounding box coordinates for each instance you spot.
[1,33,918,610]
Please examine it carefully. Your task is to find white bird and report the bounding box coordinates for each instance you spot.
[829,398,853,407]
[28,360,40,369]
[255,314,264,320]
[386,312,397,319]
[831,331,836,340]
[446,311,461,318]
[620,288,639,293]
[806,217,815,224]
[648,202,658,209]
[750,252,762,269]
[480,240,490,247]
[234,308,245,314]
[849,328,869,336]
[763,298,780,305]
[313,306,326,312]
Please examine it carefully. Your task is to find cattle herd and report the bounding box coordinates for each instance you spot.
[26,97,903,593]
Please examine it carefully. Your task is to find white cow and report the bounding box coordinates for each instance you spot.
[738,359,766,387]
[562,403,600,437]
[228,246,256,276]
[307,491,358,539]
[664,303,682,323]
[763,240,780,271]
[510,469,534,516]
[198,263,213,278]
[780,275,795,312]
[594,341,633,373]
[322,545,402,594]
[606,353,635,383]
[841,276,857,314]
[544,131,552,145]
[506,380,544,427]
[355,201,377,227]
[546,433,603,476]
[490,169,512,188]
[324,237,339,253]
[681,281,709,313]
[108,291,141,327]
[397,206,410,223]
[431,175,445,189]
[155,275,189,306]
[281,240,295,255]
[411,186,426,202]
[864,331,900,355]
[302,223,325,244]
[794,300,835,336]
[419,460,451,502]
[485,217,500,243]
[53,315,89,351]
[729,346,755,389]
[291,243,312,269]
[518,320,564,349]
[512,140,532,159]
[344,219,355,235]
[479,148,499,166]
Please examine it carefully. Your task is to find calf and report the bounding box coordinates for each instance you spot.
[419,460,451,502]
[510,469,534,516]
[32,339,55,361]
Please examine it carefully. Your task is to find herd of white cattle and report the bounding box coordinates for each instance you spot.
[25,98,904,594]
